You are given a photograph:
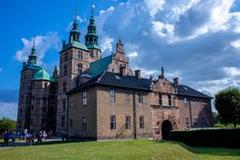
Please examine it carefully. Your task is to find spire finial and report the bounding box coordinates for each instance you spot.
[161,66,164,77]
[33,38,36,49]
[118,37,122,44]
[31,38,36,55]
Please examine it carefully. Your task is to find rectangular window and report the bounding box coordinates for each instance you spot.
[64,65,67,76]
[159,94,162,106]
[61,116,65,127]
[77,64,82,74]
[125,93,130,104]
[110,115,116,129]
[138,93,143,104]
[70,119,73,127]
[139,116,144,129]
[77,51,83,60]
[63,81,67,92]
[42,107,47,113]
[82,117,87,131]
[109,89,116,104]
[125,116,131,129]
[64,53,68,61]
[44,82,48,89]
[43,98,47,104]
[168,95,172,106]
[184,98,187,104]
[82,92,87,105]
[62,99,66,111]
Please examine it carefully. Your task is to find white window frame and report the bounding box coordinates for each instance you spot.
[109,89,116,104]
[82,92,87,105]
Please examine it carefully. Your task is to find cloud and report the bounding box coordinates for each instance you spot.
[223,67,240,77]
[144,0,165,18]
[99,36,114,54]
[0,102,18,120]
[230,39,240,48]
[15,32,61,64]
[96,0,240,97]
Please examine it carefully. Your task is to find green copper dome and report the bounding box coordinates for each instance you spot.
[34,69,50,81]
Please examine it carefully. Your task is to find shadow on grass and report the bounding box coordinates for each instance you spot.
[34,139,95,146]
[156,140,240,157]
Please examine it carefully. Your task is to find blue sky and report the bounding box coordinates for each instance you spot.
[1,0,240,119]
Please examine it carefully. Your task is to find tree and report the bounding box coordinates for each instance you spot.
[0,117,16,134]
[215,87,240,127]
[212,112,221,125]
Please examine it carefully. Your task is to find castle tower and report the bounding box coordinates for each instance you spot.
[56,16,91,135]
[85,4,101,62]
[17,43,42,132]
[30,69,51,132]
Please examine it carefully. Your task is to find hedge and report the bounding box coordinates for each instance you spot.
[170,128,240,148]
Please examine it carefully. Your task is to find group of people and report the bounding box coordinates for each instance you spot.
[24,129,48,145]
[1,129,51,146]
[3,129,17,146]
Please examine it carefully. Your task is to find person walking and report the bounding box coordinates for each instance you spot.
[43,130,47,141]
[3,130,10,146]
[11,130,17,146]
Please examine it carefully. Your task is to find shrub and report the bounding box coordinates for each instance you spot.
[170,128,240,148]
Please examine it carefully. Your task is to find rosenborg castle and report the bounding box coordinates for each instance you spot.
[16,9,213,140]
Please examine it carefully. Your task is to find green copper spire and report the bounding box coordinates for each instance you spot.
[51,65,58,82]
[85,3,99,49]
[27,40,37,64]
[69,15,80,43]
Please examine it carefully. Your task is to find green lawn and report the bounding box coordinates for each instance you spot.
[0,140,240,160]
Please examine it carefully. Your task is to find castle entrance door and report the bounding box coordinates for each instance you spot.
[161,120,173,140]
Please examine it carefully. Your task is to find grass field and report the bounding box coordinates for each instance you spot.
[0,140,240,160]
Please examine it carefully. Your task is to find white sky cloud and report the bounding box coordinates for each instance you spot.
[144,0,165,18]
[97,0,240,96]
[223,67,240,77]
[230,39,240,48]
[99,36,114,54]
[15,33,61,64]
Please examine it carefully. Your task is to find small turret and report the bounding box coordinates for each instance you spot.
[27,40,37,64]
[69,16,80,43]
[85,3,99,48]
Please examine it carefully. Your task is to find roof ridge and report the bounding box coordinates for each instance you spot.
[96,71,107,83]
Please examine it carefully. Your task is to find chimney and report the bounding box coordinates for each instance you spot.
[173,77,179,87]
[135,70,141,79]
[120,66,126,76]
